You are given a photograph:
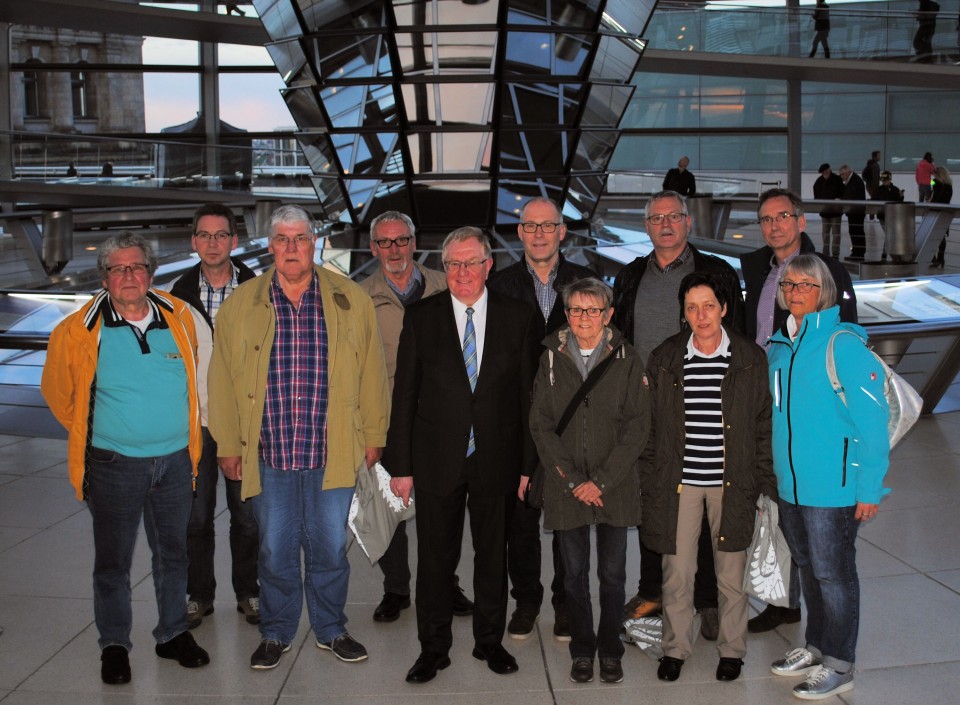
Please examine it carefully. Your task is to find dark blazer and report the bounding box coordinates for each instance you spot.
[740,232,857,342]
[385,288,541,496]
[487,253,596,338]
[170,257,256,329]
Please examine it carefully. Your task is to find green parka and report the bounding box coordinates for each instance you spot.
[529,326,651,531]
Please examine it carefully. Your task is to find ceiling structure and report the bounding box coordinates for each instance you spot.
[253,0,653,230]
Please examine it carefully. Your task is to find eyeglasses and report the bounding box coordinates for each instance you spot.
[195,230,232,241]
[567,307,605,317]
[105,263,149,276]
[443,259,488,272]
[372,236,413,249]
[778,280,821,293]
[645,212,687,225]
[759,212,799,227]
[520,222,562,234]
[271,234,314,248]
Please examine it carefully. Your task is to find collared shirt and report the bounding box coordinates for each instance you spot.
[199,264,240,325]
[451,288,488,373]
[260,272,328,470]
[756,248,800,347]
[385,265,424,306]
[651,244,692,274]
[526,258,558,322]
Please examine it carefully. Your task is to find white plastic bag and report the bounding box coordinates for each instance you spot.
[743,494,791,608]
[347,461,415,564]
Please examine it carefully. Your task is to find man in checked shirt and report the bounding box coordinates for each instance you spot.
[208,204,389,671]
[171,203,259,630]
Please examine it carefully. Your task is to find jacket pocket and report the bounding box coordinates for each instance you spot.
[841,437,849,487]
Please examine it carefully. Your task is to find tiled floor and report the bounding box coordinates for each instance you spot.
[1,415,960,705]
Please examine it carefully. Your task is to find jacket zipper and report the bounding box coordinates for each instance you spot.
[841,438,848,486]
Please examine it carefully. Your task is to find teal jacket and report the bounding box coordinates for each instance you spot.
[767,306,890,507]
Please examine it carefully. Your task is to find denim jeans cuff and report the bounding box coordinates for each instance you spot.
[821,655,854,674]
[805,643,823,660]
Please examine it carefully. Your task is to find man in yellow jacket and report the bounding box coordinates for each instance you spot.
[208,204,389,671]
[41,232,207,686]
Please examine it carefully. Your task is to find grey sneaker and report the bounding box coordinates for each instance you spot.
[237,597,261,625]
[186,600,214,629]
[771,647,822,677]
[250,639,290,670]
[793,665,854,700]
[317,632,368,662]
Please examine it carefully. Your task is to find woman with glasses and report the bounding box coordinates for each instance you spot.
[642,271,776,684]
[766,255,890,700]
[529,277,650,685]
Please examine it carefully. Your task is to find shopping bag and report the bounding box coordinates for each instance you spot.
[347,461,415,564]
[743,494,791,608]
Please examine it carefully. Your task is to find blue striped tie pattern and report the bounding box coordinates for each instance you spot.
[463,307,478,456]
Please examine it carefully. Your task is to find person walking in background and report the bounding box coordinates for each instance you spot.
[914,0,939,62]
[862,151,881,203]
[930,166,953,268]
[662,157,697,197]
[916,152,936,202]
[809,0,831,58]
[812,164,845,258]
[838,165,867,261]
[875,171,905,260]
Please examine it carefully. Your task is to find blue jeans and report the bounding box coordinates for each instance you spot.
[187,428,259,602]
[86,446,193,650]
[778,501,860,672]
[251,463,354,644]
[557,524,627,660]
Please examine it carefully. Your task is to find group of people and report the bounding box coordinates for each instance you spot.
[42,189,891,701]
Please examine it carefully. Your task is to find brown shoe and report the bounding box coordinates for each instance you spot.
[624,592,662,620]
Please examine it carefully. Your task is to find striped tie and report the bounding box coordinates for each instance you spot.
[463,307,478,456]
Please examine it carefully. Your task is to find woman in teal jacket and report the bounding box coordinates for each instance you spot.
[766,255,890,701]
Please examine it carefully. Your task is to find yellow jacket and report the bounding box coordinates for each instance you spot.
[41,289,202,501]
[208,265,389,499]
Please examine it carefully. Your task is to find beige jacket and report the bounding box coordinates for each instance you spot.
[208,265,390,499]
[359,262,447,391]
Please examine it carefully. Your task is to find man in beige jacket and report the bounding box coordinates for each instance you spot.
[360,210,473,623]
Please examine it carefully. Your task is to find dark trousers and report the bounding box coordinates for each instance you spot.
[636,515,718,609]
[378,520,464,597]
[847,214,866,257]
[187,427,259,602]
[414,466,513,655]
[508,499,566,612]
[558,524,627,660]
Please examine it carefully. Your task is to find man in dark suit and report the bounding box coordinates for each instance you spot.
[387,227,541,684]
[838,164,867,261]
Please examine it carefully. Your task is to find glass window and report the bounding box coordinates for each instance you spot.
[802,90,884,133]
[22,60,42,119]
[144,73,199,132]
[219,73,293,131]
[71,65,92,118]
[888,91,960,131]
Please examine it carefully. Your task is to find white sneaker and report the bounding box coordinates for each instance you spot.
[771,648,822,677]
[793,665,854,700]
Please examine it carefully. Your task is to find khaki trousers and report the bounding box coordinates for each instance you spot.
[661,485,747,660]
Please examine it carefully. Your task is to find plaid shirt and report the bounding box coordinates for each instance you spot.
[259,272,328,470]
[652,244,692,274]
[527,258,558,323]
[198,264,240,325]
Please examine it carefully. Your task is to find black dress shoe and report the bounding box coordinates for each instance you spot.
[405,652,451,683]
[452,585,474,617]
[472,643,519,674]
[101,645,131,684]
[657,656,684,682]
[716,657,744,681]
[373,592,411,622]
[747,605,801,633]
[155,631,210,668]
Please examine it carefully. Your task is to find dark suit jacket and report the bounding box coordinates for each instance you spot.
[384,288,541,496]
[740,232,857,342]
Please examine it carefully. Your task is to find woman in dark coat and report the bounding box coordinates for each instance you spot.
[642,271,777,684]
[529,277,651,686]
